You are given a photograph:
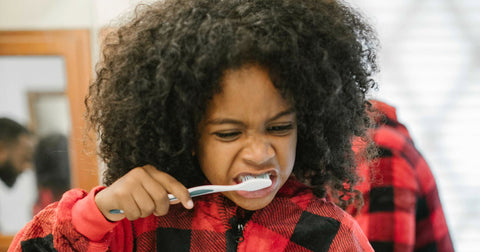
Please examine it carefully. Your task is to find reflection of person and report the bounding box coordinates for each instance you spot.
[347,100,455,251]
[10,0,379,250]
[32,133,71,215]
[0,118,34,188]
[0,117,36,234]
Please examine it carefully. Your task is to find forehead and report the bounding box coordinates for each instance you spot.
[205,65,292,116]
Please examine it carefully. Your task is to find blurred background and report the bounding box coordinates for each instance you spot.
[0,0,479,251]
[348,0,480,251]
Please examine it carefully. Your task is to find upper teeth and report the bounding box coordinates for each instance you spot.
[240,173,270,182]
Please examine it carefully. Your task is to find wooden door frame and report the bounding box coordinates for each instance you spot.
[0,30,99,250]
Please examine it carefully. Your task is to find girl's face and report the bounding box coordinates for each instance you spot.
[196,65,297,210]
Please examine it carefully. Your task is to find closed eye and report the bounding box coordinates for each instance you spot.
[267,123,295,136]
[213,131,242,141]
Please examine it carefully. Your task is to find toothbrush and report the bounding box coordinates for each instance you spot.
[109,173,271,214]
[168,173,272,201]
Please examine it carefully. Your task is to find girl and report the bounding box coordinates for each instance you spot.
[10,0,378,251]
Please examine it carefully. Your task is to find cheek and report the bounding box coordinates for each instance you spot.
[197,140,233,184]
[279,133,297,178]
[10,153,22,168]
[289,134,297,166]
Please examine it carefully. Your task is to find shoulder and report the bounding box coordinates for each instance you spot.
[366,100,424,189]
[271,180,373,251]
[369,100,417,157]
[283,196,373,251]
[306,196,367,236]
[9,188,91,251]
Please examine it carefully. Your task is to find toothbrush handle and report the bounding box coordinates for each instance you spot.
[168,188,215,201]
[110,185,233,214]
[168,184,235,201]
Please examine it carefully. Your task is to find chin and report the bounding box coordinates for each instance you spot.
[241,203,270,211]
[226,193,275,211]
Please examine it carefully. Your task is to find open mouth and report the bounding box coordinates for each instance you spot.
[235,172,273,184]
[233,171,278,199]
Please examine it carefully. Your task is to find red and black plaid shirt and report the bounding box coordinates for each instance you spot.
[348,100,455,251]
[10,178,372,251]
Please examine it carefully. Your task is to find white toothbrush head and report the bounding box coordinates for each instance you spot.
[237,173,272,191]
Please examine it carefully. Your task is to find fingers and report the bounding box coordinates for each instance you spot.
[138,170,172,216]
[143,165,194,210]
[95,165,193,222]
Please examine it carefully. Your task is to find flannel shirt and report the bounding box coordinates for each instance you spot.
[348,100,455,251]
[10,177,372,251]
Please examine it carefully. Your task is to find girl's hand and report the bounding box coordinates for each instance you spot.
[94,164,193,222]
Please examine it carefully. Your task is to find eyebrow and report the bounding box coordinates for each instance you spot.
[205,108,295,126]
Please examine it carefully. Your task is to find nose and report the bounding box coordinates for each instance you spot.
[242,134,275,166]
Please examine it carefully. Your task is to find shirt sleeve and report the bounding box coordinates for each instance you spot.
[71,186,118,241]
[8,187,133,252]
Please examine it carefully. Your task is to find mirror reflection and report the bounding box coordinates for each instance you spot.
[0,56,71,235]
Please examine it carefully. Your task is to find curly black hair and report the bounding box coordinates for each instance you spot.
[86,0,378,203]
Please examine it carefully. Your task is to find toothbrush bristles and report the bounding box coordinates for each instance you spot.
[239,173,272,191]
[241,173,270,183]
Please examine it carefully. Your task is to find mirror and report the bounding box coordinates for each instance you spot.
[0,30,98,249]
[0,56,68,235]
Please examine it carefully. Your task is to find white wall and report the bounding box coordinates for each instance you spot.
[0,0,93,30]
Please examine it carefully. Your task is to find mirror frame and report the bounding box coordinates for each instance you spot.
[0,30,99,249]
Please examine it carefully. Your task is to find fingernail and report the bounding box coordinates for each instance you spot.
[186,200,194,209]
